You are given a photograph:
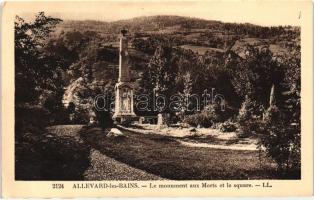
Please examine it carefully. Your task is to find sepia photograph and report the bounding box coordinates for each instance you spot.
[12,2,304,182]
[2,0,314,197]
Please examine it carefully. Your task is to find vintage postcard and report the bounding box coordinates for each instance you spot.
[1,0,313,198]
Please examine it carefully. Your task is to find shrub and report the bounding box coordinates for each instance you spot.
[72,108,90,124]
[16,132,91,180]
[183,109,218,128]
[218,120,237,132]
[42,93,70,125]
[239,118,263,137]
[259,105,300,176]
[15,105,50,135]
[182,101,235,128]
[35,135,90,180]
[49,108,70,125]
[93,98,113,128]
[263,105,281,122]
[237,96,264,136]
[238,96,264,121]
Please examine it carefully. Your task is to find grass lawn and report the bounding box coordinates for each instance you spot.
[79,126,294,180]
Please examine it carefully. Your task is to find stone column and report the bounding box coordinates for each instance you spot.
[119,30,130,82]
[113,29,136,123]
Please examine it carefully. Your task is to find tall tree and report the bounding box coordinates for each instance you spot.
[15,12,62,104]
[141,45,178,113]
[149,45,178,96]
[227,45,279,106]
[181,72,193,112]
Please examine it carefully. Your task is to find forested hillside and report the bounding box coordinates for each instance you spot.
[47,15,300,117]
[16,13,300,121]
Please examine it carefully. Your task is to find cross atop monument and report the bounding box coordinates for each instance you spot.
[121,28,128,36]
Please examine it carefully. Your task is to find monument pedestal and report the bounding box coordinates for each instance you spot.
[112,82,136,124]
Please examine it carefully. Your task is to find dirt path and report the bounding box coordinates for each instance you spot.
[118,125,259,151]
[84,149,163,180]
[47,125,163,180]
[178,140,258,151]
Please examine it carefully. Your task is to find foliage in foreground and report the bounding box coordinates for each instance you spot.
[15,126,91,180]
[260,93,301,175]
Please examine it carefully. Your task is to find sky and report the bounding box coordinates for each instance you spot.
[17,1,305,26]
